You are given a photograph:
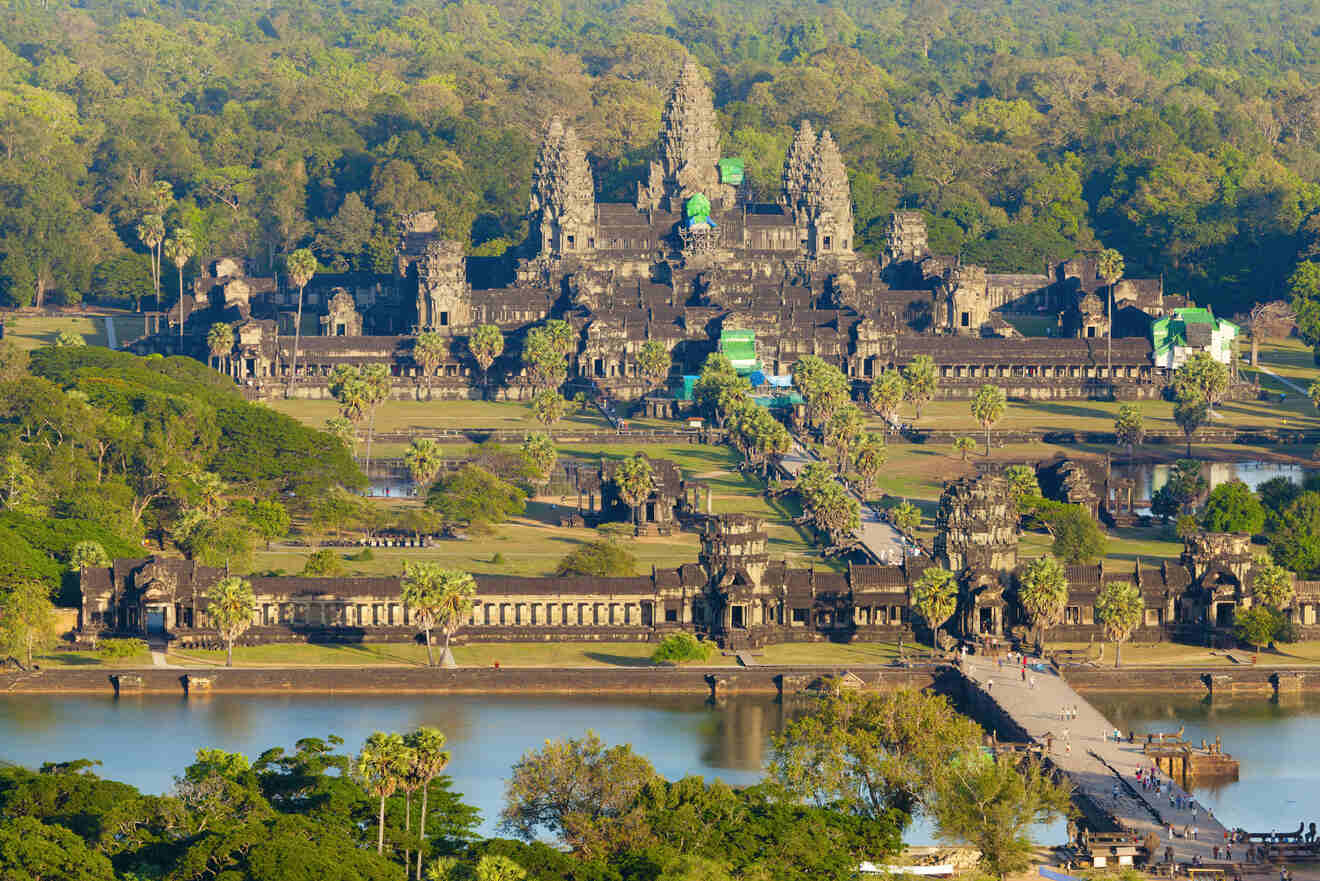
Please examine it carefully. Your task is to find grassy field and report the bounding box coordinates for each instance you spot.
[139,639,912,668]
[1047,640,1320,667]
[271,398,616,436]
[37,648,154,667]
[2,315,108,349]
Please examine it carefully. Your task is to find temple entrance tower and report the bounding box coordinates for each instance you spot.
[637,62,735,213]
[530,116,597,259]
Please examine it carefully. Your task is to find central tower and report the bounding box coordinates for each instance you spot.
[637,62,735,213]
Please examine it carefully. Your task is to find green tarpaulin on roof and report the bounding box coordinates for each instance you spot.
[685,193,711,219]
[718,158,744,185]
[719,329,759,374]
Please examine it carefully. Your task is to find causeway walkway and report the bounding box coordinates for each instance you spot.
[778,442,908,564]
[960,654,1229,862]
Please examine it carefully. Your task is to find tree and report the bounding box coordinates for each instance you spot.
[325,416,355,451]
[910,566,958,648]
[519,433,557,491]
[359,363,392,475]
[0,580,58,668]
[1003,465,1040,508]
[650,631,713,664]
[930,754,1072,881]
[890,500,920,538]
[530,389,570,436]
[427,464,527,534]
[1097,248,1124,385]
[1288,261,1320,345]
[636,339,672,392]
[406,727,452,879]
[1173,394,1209,456]
[1173,352,1230,413]
[53,330,84,347]
[1201,480,1265,534]
[692,353,750,427]
[285,248,317,397]
[190,520,255,572]
[1250,555,1294,611]
[792,355,850,429]
[1247,300,1294,366]
[868,371,906,437]
[902,355,938,420]
[414,331,448,401]
[1095,579,1144,667]
[205,575,256,667]
[356,731,408,854]
[1048,505,1106,564]
[1113,403,1144,461]
[852,433,888,499]
[404,438,447,491]
[824,404,865,471]
[163,228,196,345]
[1016,555,1068,648]
[1234,604,1278,653]
[244,499,291,550]
[207,322,234,372]
[68,540,110,571]
[970,385,1007,456]
[0,815,116,881]
[469,325,504,393]
[136,213,165,303]
[952,436,976,461]
[401,562,476,666]
[771,688,981,824]
[522,326,569,392]
[613,455,656,529]
[1269,492,1320,577]
[500,731,656,855]
[555,536,638,576]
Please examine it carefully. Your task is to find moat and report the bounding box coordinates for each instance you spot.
[1,691,1316,840]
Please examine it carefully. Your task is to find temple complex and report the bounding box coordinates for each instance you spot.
[136,62,1215,406]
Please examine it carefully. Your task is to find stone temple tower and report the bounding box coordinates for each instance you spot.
[933,475,1019,573]
[802,130,854,258]
[781,120,816,225]
[637,62,735,213]
[530,116,596,259]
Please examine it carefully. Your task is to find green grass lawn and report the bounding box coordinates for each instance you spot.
[160,639,912,668]
[36,649,154,667]
[270,399,617,436]
[2,316,108,350]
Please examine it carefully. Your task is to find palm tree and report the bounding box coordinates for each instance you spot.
[356,731,408,854]
[206,575,256,667]
[401,562,477,666]
[136,213,165,306]
[613,455,656,531]
[207,323,234,374]
[403,438,446,494]
[163,229,196,346]
[405,727,451,880]
[414,331,447,401]
[360,363,392,476]
[285,248,317,397]
[1097,248,1125,393]
[468,324,504,397]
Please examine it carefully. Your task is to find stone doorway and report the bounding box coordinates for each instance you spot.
[146,607,166,635]
[1215,602,1235,629]
[978,606,996,634]
[731,605,745,629]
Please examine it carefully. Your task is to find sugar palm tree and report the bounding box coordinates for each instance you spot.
[163,229,196,346]
[614,455,656,530]
[360,363,392,475]
[413,331,447,401]
[1097,248,1124,392]
[406,727,451,880]
[285,248,317,397]
[402,562,477,666]
[136,213,165,305]
[207,323,234,374]
[207,575,256,667]
[468,324,504,397]
[403,438,446,493]
[356,731,408,854]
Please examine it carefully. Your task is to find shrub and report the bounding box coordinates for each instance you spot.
[98,638,147,660]
[554,537,637,577]
[347,548,375,562]
[491,552,505,564]
[650,632,714,665]
[302,549,345,577]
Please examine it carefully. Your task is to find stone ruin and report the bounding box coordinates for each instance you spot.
[933,475,1020,573]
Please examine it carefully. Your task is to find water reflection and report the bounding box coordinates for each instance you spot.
[1111,460,1314,502]
[1088,691,1320,832]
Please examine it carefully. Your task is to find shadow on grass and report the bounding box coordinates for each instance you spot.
[584,652,656,668]
[40,654,102,667]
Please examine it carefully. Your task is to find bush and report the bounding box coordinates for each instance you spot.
[302,549,345,576]
[554,537,637,577]
[650,632,714,665]
[491,552,505,564]
[97,638,147,660]
[347,548,375,562]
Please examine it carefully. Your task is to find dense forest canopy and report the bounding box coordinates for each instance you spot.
[4,0,1320,314]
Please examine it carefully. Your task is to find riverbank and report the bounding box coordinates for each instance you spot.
[3,662,1319,696]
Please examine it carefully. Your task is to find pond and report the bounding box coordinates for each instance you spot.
[1110,460,1315,502]
[1,691,1314,842]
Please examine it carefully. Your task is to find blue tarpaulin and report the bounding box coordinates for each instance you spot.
[1040,868,1085,881]
[766,374,793,388]
[749,370,766,387]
